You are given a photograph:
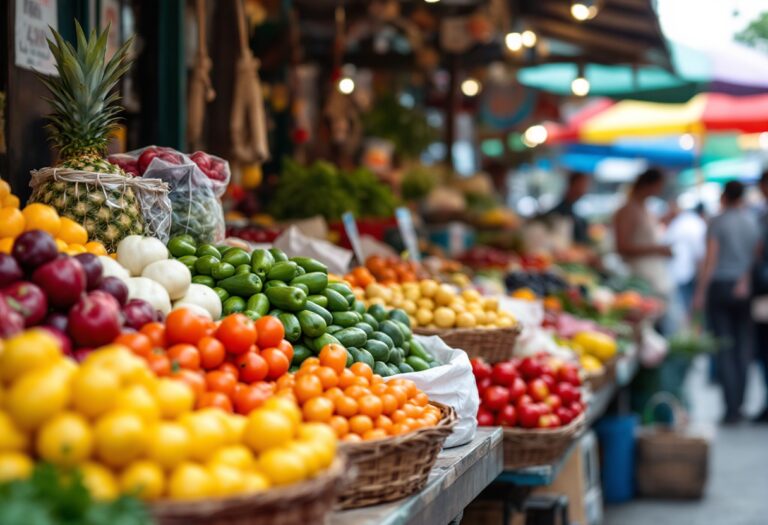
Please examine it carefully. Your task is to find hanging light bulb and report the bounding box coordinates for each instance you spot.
[424,0,440,3]
[461,78,481,97]
[523,125,548,147]
[571,1,598,21]
[521,30,537,48]
[571,64,590,96]
[338,77,355,94]
[505,32,523,52]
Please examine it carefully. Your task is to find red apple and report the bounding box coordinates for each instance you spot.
[557,363,581,386]
[518,402,544,428]
[32,256,86,309]
[539,362,555,378]
[515,394,533,411]
[0,253,23,287]
[190,151,212,171]
[138,147,161,174]
[482,385,510,411]
[476,376,492,398]
[554,382,581,405]
[471,358,492,381]
[519,356,542,379]
[544,394,562,411]
[477,406,496,426]
[3,281,48,326]
[570,401,585,415]
[540,373,556,391]
[497,405,517,427]
[0,295,25,337]
[68,290,122,347]
[556,406,576,425]
[11,230,58,271]
[538,413,562,428]
[527,378,550,402]
[73,253,103,291]
[508,377,527,401]
[491,361,518,386]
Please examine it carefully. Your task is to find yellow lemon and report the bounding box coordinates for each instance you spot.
[0,329,62,383]
[261,396,302,429]
[71,365,121,418]
[0,208,24,238]
[22,203,61,236]
[36,412,93,466]
[0,411,28,452]
[0,179,10,199]
[243,409,294,454]
[80,461,119,500]
[57,217,88,245]
[0,452,33,482]
[120,460,165,501]
[94,410,147,468]
[146,422,190,469]
[168,462,214,500]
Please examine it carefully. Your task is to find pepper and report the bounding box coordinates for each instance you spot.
[211,262,235,280]
[178,255,198,273]
[290,256,328,274]
[265,285,307,311]
[194,255,220,276]
[250,249,274,279]
[217,273,263,297]
[222,248,250,268]
[196,244,222,259]
[168,236,197,258]
[246,293,270,316]
[267,261,298,282]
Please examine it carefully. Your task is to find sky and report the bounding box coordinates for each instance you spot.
[657,0,768,47]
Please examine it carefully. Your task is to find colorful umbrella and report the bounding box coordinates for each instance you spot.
[544,93,768,144]
[518,41,768,102]
[678,157,765,185]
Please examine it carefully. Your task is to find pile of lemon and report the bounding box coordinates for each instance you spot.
[0,180,107,256]
[0,330,337,501]
[361,279,517,330]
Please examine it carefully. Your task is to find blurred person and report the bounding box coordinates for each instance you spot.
[694,181,761,424]
[613,168,673,299]
[665,202,707,314]
[546,171,591,244]
[751,171,768,422]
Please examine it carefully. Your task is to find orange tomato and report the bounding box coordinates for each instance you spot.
[318,344,348,374]
[333,396,358,418]
[338,369,357,388]
[328,415,349,438]
[140,322,166,348]
[342,433,362,443]
[276,340,294,363]
[113,333,152,358]
[254,316,284,348]
[314,366,339,389]
[302,397,334,422]
[294,374,323,404]
[172,369,206,399]
[197,391,233,412]
[348,415,373,436]
[374,415,393,433]
[216,314,258,355]
[362,429,388,441]
[357,395,383,419]
[205,371,238,398]
[146,352,171,377]
[276,374,295,391]
[388,386,408,407]
[301,357,320,369]
[380,393,398,415]
[198,337,226,370]
[167,344,201,370]
[343,385,368,399]
[324,387,344,401]
[165,309,209,345]
[261,348,290,380]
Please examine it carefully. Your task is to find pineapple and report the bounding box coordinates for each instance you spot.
[30,21,145,250]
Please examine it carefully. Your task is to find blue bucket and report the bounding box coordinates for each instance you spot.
[595,415,638,503]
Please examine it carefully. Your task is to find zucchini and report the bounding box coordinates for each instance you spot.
[335,327,368,348]
[365,339,390,362]
[370,331,394,349]
[290,272,328,294]
[290,256,328,274]
[307,294,328,308]
[332,311,361,327]
[297,310,327,338]
[277,312,302,342]
[354,322,374,338]
[324,288,349,312]
[379,320,405,347]
[362,313,379,330]
[303,301,333,325]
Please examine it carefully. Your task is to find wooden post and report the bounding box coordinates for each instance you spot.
[445,53,458,170]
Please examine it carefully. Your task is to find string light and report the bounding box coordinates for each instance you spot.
[338,77,355,94]
[505,32,523,52]
[571,1,598,21]
[571,76,590,96]
[679,133,695,150]
[523,125,548,147]
[461,78,481,97]
[521,30,537,48]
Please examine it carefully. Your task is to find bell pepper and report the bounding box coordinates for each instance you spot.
[265,285,307,311]
[216,273,263,298]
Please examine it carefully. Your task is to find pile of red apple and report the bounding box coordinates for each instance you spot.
[472,354,585,429]
[109,147,228,182]
[0,230,159,358]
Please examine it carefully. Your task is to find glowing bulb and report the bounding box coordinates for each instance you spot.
[679,133,695,150]
[571,76,590,96]
[571,2,598,20]
[505,32,523,52]
[523,125,548,147]
[521,30,537,48]
[338,77,355,94]
[425,0,440,3]
[461,78,481,97]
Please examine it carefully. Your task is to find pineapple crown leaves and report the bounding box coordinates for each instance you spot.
[40,21,134,160]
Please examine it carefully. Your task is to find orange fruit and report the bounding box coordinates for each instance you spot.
[22,203,61,236]
[342,433,362,443]
[380,394,398,415]
[412,392,429,407]
[318,344,348,374]
[323,387,344,402]
[57,217,88,245]
[333,396,358,418]
[391,409,407,423]
[65,244,87,255]
[2,195,20,209]
[402,403,422,419]
[357,395,383,419]
[343,385,368,399]
[374,415,393,433]
[362,428,387,441]
[55,239,68,251]
[85,242,108,256]
[314,367,339,389]
[328,416,349,438]
[348,415,373,436]
[388,386,407,407]
[293,375,323,404]
[0,208,24,238]
[0,238,13,254]
[0,180,10,200]
[390,423,411,436]
[338,369,357,389]
[302,397,334,423]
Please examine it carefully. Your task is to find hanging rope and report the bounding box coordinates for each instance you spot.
[230,0,269,164]
[187,0,215,150]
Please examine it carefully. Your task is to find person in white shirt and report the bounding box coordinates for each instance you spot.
[665,203,707,317]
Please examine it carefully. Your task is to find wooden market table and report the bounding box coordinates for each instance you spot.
[330,427,504,525]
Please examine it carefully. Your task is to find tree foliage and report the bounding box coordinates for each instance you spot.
[735,11,768,52]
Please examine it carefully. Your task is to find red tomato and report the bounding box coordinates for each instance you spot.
[261,348,290,380]
[165,308,209,345]
[482,385,510,411]
[218,362,239,380]
[277,340,294,363]
[216,314,258,354]
[556,406,575,425]
[139,322,166,348]
[233,384,272,415]
[470,358,492,381]
[205,370,238,398]
[554,382,581,405]
[172,369,206,399]
[496,405,517,426]
[476,376,492,398]
[477,406,495,426]
[114,333,152,358]
[254,316,285,348]
[166,344,201,370]
[197,391,233,412]
[491,361,518,386]
[198,336,226,370]
[508,377,527,401]
[146,352,171,376]
[235,351,268,383]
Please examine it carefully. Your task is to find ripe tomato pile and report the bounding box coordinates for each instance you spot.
[275,344,442,442]
[116,310,293,415]
[472,354,584,429]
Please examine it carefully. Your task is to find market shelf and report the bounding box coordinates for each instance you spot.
[330,427,504,525]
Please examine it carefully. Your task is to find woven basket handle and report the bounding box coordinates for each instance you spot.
[642,391,688,430]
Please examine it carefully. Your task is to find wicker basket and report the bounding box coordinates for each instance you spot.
[151,457,346,525]
[336,402,457,509]
[583,355,618,392]
[499,412,586,469]
[413,325,521,363]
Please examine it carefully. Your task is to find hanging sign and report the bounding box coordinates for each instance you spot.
[395,207,421,262]
[15,0,58,76]
[342,212,365,264]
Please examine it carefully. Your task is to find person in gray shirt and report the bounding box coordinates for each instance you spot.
[694,181,761,423]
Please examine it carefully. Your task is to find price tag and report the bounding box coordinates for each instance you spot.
[342,211,365,264]
[395,207,421,262]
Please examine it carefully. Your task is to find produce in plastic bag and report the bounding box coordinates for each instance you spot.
[396,335,479,447]
[110,147,230,244]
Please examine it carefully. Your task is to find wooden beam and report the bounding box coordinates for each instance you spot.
[608,0,656,11]
[532,3,660,37]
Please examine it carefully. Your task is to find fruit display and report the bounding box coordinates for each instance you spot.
[361,280,517,330]
[0,329,338,500]
[344,255,425,287]
[277,355,443,442]
[28,24,153,250]
[109,147,228,184]
[166,237,438,374]
[570,330,618,373]
[122,311,294,414]
[0,231,158,352]
[471,355,585,429]
[0,183,108,256]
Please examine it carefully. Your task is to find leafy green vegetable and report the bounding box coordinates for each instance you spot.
[0,464,152,525]
[362,95,436,159]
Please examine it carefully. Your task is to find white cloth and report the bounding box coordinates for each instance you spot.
[664,211,706,286]
[624,205,673,297]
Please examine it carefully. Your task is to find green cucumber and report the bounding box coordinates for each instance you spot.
[388,308,411,328]
[365,339,390,362]
[356,349,375,369]
[223,296,246,315]
[409,339,432,362]
[324,289,349,312]
[345,349,354,367]
[389,347,404,366]
[374,361,392,377]
[277,312,302,342]
[387,363,400,376]
[354,322,374,337]
[398,363,415,374]
[406,355,430,372]
[268,308,283,317]
[367,304,388,323]
[194,255,220,276]
[303,301,333,325]
[246,293,270,316]
[370,331,394,349]
[332,311,361,327]
[192,275,215,287]
[353,300,366,315]
[292,345,313,366]
[327,282,353,296]
[335,327,367,348]
[217,273,263,297]
[290,256,328,274]
[290,272,328,294]
[362,313,379,330]
[211,262,235,280]
[265,286,307,311]
[326,324,343,334]
[269,248,288,262]
[251,249,275,279]
[307,294,328,308]
[222,248,250,268]
[379,320,405,347]
[267,261,298,282]
[293,283,309,295]
[297,310,327,338]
